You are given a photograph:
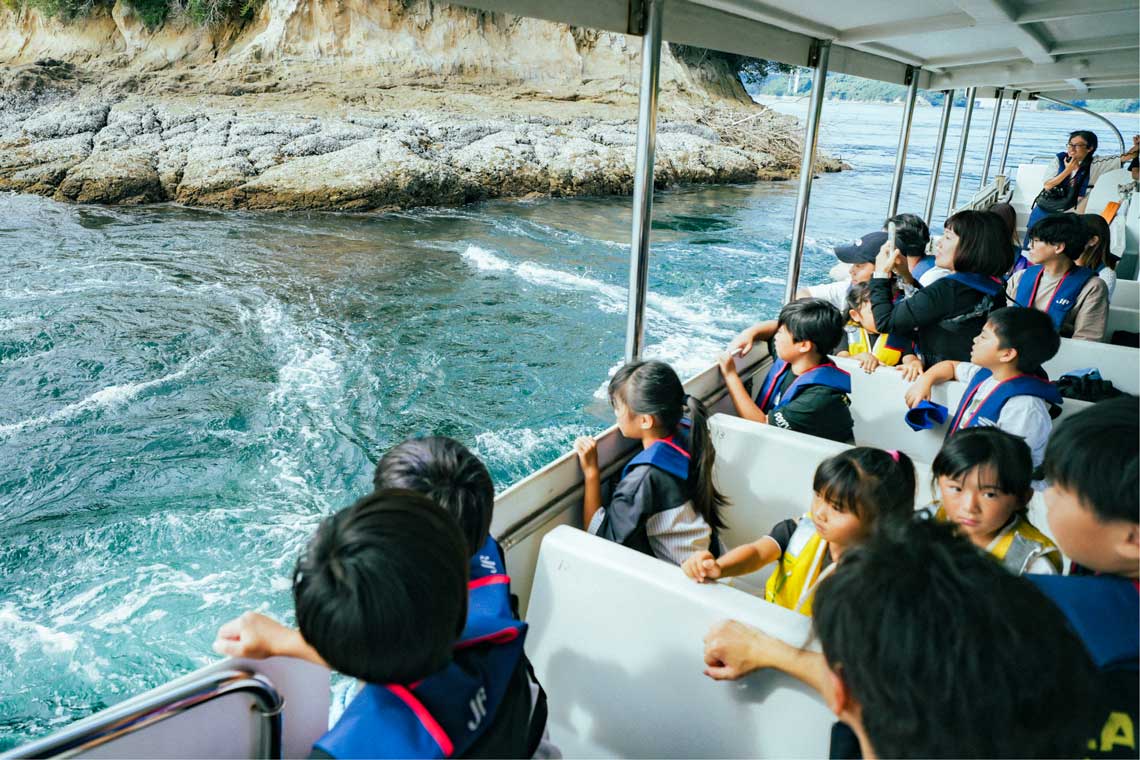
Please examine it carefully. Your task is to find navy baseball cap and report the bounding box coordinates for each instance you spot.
[834,231,888,264]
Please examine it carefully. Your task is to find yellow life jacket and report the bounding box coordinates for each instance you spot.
[933,507,1062,574]
[844,324,904,366]
[764,515,833,617]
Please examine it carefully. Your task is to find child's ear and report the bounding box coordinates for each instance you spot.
[1119,523,1140,564]
[848,309,861,323]
[998,345,1018,365]
[638,413,655,431]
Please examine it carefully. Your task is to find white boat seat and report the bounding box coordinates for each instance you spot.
[709,415,935,585]
[4,657,329,758]
[525,525,835,758]
[1011,163,1049,212]
[1106,304,1140,341]
[1112,279,1139,311]
[1044,337,1140,394]
[1084,168,1134,221]
[831,356,1093,463]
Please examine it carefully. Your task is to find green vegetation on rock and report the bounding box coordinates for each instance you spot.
[5,0,262,27]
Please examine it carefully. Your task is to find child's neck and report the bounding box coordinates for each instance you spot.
[640,428,671,450]
[790,352,826,376]
[1040,254,1073,278]
[983,362,1022,381]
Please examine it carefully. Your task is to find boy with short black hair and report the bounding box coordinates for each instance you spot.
[1008,213,1109,342]
[220,490,538,758]
[720,298,854,443]
[702,519,1099,758]
[1030,397,1139,759]
[906,306,1062,467]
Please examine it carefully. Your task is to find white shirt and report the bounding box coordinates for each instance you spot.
[954,363,1053,468]
[1098,267,1118,300]
[805,279,851,312]
[919,266,950,288]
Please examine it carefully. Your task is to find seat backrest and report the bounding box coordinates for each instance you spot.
[1085,168,1135,220]
[1106,304,1140,341]
[1044,337,1140,394]
[831,356,1091,463]
[525,525,834,759]
[709,414,935,586]
[1012,163,1049,211]
[1112,279,1139,311]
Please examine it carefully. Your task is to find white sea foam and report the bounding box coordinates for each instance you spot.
[460,245,512,272]
[0,347,218,437]
[474,423,595,468]
[461,245,740,340]
[0,603,79,660]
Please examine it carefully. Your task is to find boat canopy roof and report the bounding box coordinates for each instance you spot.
[453,0,1139,101]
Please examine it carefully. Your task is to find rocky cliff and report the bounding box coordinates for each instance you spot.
[0,0,838,211]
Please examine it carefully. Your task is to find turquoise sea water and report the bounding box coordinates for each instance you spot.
[1,100,1136,748]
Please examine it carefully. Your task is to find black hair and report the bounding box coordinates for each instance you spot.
[944,209,1012,276]
[1069,129,1098,165]
[985,306,1061,373]
[885,214,930,258]
[293,489,469,684]
[373,436,494,557]
[813,447,916,527]
[608,360,727,530]
[885,213,930,245]
[1027,213,1090,260]
[1079,214,1114,271]
[844,281,871,314]
[933,427,1034,509]
[813,519,1098,759]
[1042,396,1139,524]
[777,298,846,357]
[988,202,1018,242]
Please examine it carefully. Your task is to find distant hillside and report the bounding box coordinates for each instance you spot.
[746,71,1139,113]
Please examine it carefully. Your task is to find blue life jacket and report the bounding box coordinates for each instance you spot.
[467,535,514,626]
[621,435,690,481]
[945,271,1005,297]
[948,367,1062,433]
[911,255,937,282]
[1014,264,1097,331]
[314,612,528,759]
[755,359,851,414]
[1028,574,1140,671]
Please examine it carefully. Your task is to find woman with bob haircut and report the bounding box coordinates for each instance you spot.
[868,209,1009,368]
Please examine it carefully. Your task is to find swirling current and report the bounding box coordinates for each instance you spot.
[1,101,1136,748]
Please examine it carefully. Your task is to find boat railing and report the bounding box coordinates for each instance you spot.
[2,670,284,760]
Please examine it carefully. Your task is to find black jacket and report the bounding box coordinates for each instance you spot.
[869,276,1004,367]
[597,465,690,559]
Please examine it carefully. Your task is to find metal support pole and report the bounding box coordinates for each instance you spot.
[923,90,954,224]
[1033,93,1126,153]
[980,88,1004,187]
[784,40,831,304]
[947,86,977,214]
[887,66,920,217]
[623,0,663,364]
[997,90,1021,177]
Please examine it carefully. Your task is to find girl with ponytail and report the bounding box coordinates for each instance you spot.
[574,360,727,565]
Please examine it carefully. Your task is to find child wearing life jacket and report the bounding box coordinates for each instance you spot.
[574,360,726,566]
[870,210,1009,367]
[1007,213,1109,342]
[1029,397,1139,760]
[1077,214,1117,300]
[905,306,1061,468]
[837,282,923,380]
[681,447,915,616]
[214,438,555,758]
[220,491,539,759]
[928,427,1061,575]
[720,298,855,444]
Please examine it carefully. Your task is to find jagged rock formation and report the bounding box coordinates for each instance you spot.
[0,1,840,211]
